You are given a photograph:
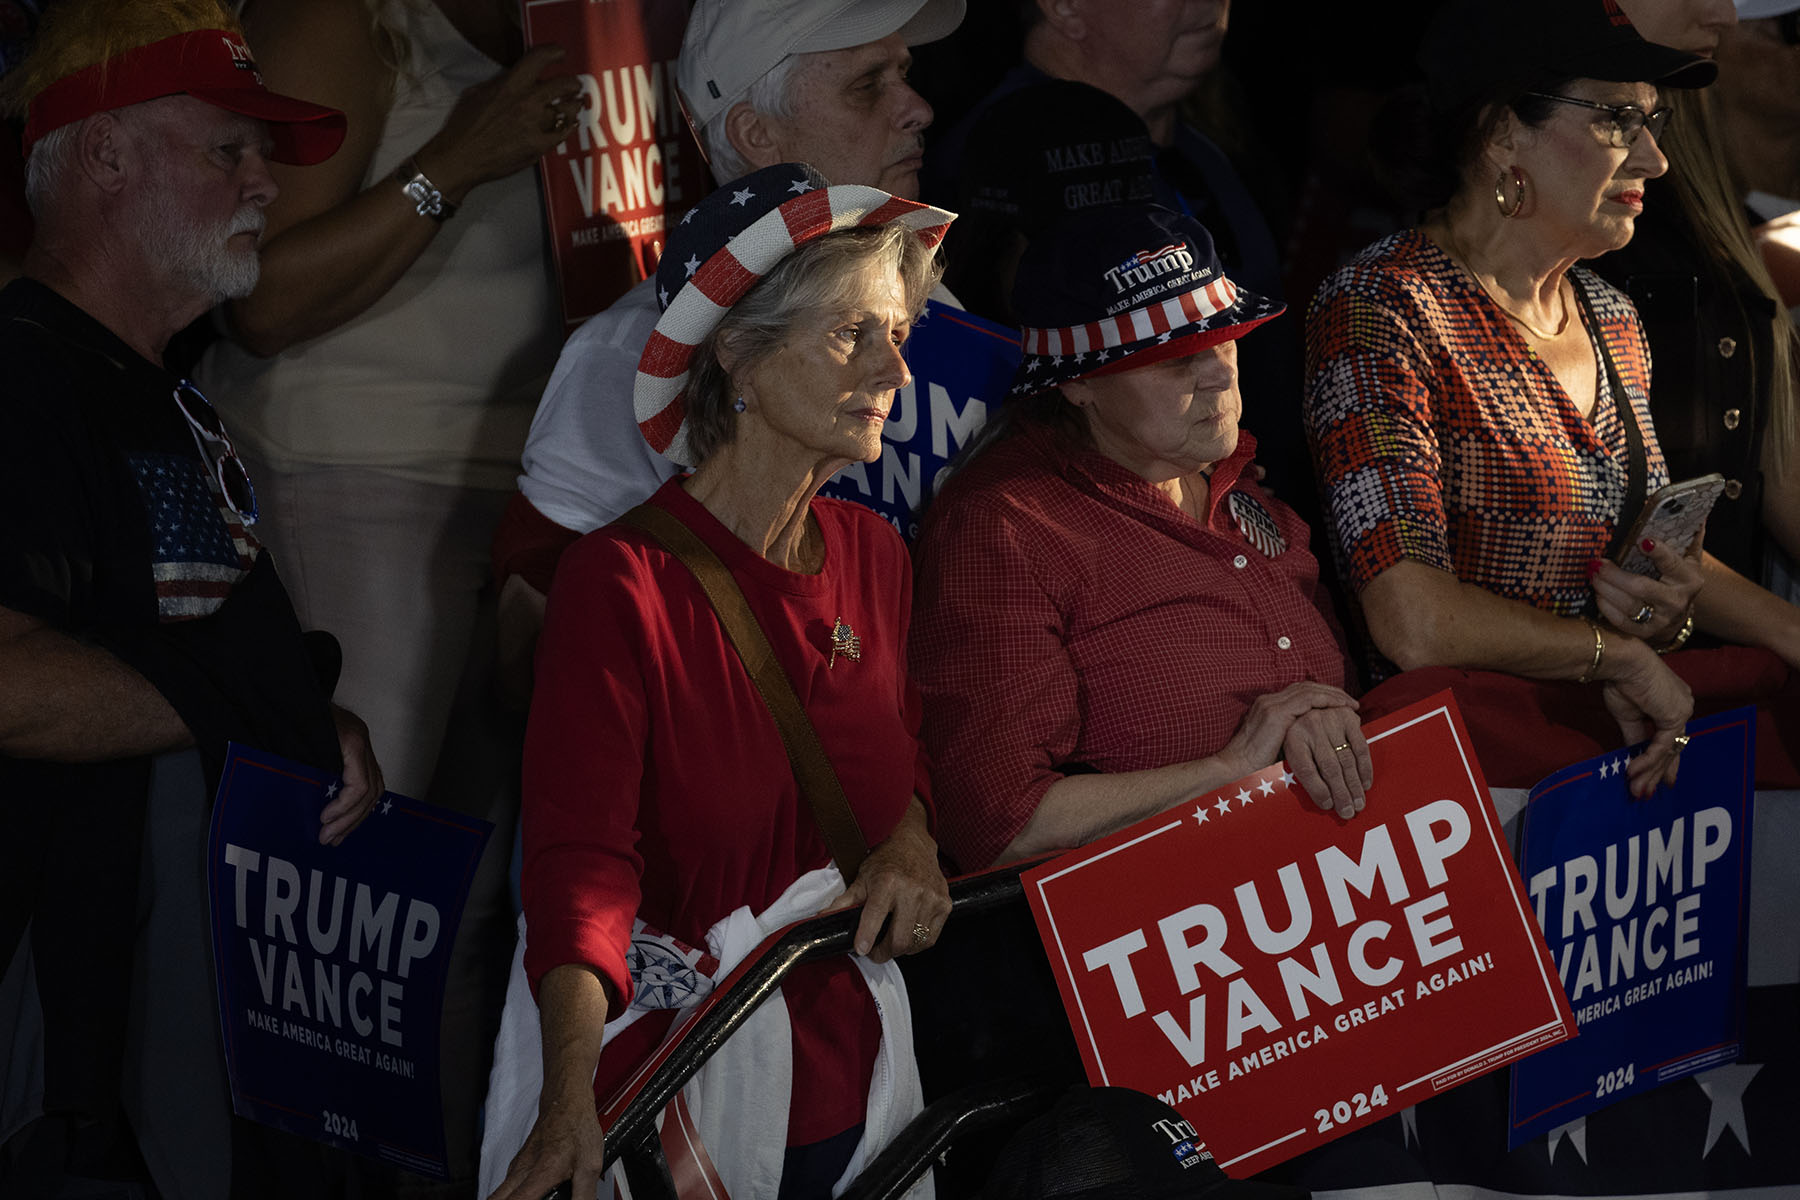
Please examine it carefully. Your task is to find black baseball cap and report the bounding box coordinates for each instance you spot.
[1420,0,1716,112]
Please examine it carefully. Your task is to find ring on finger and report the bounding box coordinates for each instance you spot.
[1332,742,1352,754]
[1671,733,1691,752]
[911,922,931,944]
[1631,602,1655,625]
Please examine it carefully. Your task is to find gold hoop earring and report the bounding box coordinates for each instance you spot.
[1495,166,1526,219]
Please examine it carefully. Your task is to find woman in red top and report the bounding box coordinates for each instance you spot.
[490,164,954,1200]
[911,205,1369,874]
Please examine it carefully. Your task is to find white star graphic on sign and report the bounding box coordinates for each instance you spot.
[789,177,814,194]
[1157,330,1172,343]
[680,208,696,224]
[1191,804,1209,826]
[731,187,755,206]
[1095,348,1110,362]
[1698,1063,1761,1157]
[1257,777,1277,796]
[324,780,341,799]
[1050,355,1063,367]
[1280,769,1296,788]
[683,254,700,277]
[658,287,670,306]
[1214,795,1230,815]
[1546,1115,1589,1163]
[379,798,393,816]
[1026,358,1041,372]
[1235,787,1253,806]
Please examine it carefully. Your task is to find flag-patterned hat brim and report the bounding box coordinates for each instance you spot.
[634,165,953,468]
[1005,281,1285,400]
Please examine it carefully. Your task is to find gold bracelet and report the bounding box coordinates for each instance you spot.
[1656,609,1696,655]
[1576,617,1605,684]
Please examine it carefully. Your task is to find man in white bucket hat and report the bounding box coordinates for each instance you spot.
[493,0,966,701]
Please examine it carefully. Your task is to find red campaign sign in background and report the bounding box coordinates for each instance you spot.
[1024,693,1577,1177]
[522,0,707,329]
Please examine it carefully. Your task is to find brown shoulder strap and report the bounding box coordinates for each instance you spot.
[617,503,870,881]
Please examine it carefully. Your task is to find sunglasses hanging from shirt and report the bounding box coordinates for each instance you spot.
[173,379,259,524]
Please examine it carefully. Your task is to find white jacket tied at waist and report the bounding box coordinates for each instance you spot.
[480,867,934,1200]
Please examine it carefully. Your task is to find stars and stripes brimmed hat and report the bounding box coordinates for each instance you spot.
[1006,205,1285,400]
[635,161,954,467]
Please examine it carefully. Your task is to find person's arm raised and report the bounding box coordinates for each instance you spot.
[229,0,580,355]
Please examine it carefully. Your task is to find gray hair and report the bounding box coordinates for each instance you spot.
[22,123,78,217]
[684,223,944,464]
[699,52,804,184]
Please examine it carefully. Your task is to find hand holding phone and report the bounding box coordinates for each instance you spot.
[1613,474,1724,579]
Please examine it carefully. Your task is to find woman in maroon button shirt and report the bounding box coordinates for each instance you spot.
[912,204,1367,875]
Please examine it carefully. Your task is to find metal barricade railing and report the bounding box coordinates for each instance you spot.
[550,862,1070,1200]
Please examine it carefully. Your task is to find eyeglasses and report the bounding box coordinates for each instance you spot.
[1522,93,1673,149]
[173,380,258,524]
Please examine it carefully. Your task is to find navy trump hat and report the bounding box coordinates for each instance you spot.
[978,1086,1310,1200]
[1007,205,1283,400]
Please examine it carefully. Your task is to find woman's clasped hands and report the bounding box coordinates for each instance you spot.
[1218,681,1372,821]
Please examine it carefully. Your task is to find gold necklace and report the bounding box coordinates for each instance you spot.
[1438,231,1571,340]
[1480,277,1570,340]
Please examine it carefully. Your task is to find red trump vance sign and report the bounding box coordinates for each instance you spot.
[1023,693,1577,1175]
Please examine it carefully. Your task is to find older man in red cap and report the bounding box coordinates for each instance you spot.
[0,2,385,1195]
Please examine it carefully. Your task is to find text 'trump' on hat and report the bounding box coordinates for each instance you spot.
[23,28,345,165]
[1007,205,1284,400]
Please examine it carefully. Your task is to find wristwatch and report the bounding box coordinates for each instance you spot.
[394,157,456,222]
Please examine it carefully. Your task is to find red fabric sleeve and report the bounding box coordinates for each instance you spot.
[519,534,650,1005]
[893,539,935,827]
[491,488,582,594]
[910,494,1081,871]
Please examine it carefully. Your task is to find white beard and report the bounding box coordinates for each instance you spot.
[133,187,266,301]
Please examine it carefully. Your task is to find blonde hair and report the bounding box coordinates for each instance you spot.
[0,0,243,118]
[1664,88,1798,472]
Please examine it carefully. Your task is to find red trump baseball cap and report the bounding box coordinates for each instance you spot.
[23,28,346,165]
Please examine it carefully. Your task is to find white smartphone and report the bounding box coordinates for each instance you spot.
[1613,474,1725,578]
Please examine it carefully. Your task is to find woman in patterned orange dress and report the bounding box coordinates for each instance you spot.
[1305,0,1800,797]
